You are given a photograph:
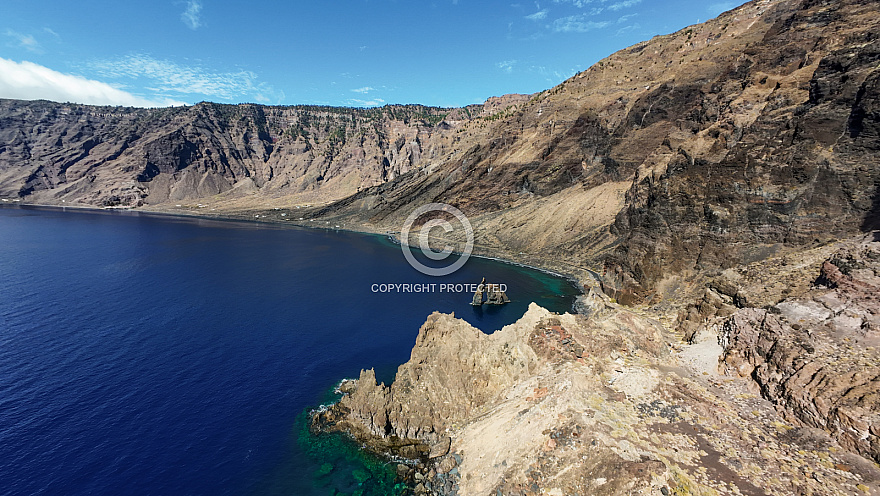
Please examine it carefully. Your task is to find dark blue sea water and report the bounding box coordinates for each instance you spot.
[0,206,579,495]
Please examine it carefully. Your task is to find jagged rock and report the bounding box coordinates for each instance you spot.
[470,290,483,306]
[316,305,548,449]
[314,296,880,494]
[471,277,510,305]
[676,287,737,343]
[720,234,880,464]
[336,378,356,395]
[428,437,451,459]
[485,284,510,305]
[436,455,457,475]
[471,278,485,306]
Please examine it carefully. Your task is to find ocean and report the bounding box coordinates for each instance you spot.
[0,206,579,495]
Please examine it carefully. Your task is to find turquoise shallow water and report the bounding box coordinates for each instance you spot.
[0,206,579,495]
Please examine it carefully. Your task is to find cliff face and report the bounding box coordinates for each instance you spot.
[2,0,878,300]
[606,0,880,301]
[317,305,568,449]
[0,100,483,208]
[306,0,880,301]
[311,232,880,495]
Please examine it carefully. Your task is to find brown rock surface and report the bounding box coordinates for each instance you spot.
[315,299,880,495]
[485,283,510,305]
[294,0,880,305]
[316,305,547,447]
[720,233,880,464]
[3,0,880,491]
[0,101,481,209]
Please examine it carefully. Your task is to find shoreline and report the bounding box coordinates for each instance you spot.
[7,201,587,493]
[7,201,594,308]
[378,231,591,295]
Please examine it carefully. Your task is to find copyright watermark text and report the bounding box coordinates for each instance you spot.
[371,283,507,293]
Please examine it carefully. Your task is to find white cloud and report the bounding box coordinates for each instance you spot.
[497,60,517,73]
[616,22,640,36]
[526,9,549,20]
[607,0,641,11]
[5,29,43,53]
[347,98,385,107]
[551,0,640,14]
[87,54,283,103]
[181,0,203,30]
[0,57,184,107]
[351,86,374,93]
[530,64,571,82]
[552,0,593,7]
[553,15,610,32]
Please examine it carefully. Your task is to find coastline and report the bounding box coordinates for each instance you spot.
[8,205,880,495]
[8,201,594,305]
[6,201,594,494]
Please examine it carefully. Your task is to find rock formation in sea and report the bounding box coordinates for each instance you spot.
[470,277,509,306]
[485,283,510,305]
[471,278,485,307]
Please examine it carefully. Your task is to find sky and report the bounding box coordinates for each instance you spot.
[0,0,742,109]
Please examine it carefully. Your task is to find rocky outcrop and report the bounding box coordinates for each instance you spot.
[315,306,546,453]
[469,289,483,306]
[485,283,510,305]
[315,298,880,495]
[471,278,485,306]
[469,277,509,306]
[720,233,880,464]
[677,287,738,343]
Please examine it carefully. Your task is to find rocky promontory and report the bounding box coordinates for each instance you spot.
[314,255,880,495]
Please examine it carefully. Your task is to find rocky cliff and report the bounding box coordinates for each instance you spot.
[0,100,494,208]
[306,229,880,495]
[4,0,879,492]
[719,233,880,464]
[316,291,880,495]
[302,0,880,302]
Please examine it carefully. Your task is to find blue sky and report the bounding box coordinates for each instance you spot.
[0,0,741,108]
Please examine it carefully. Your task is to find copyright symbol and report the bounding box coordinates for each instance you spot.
[400,203,474,277]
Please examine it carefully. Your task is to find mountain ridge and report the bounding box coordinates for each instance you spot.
[1,0,878,301]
